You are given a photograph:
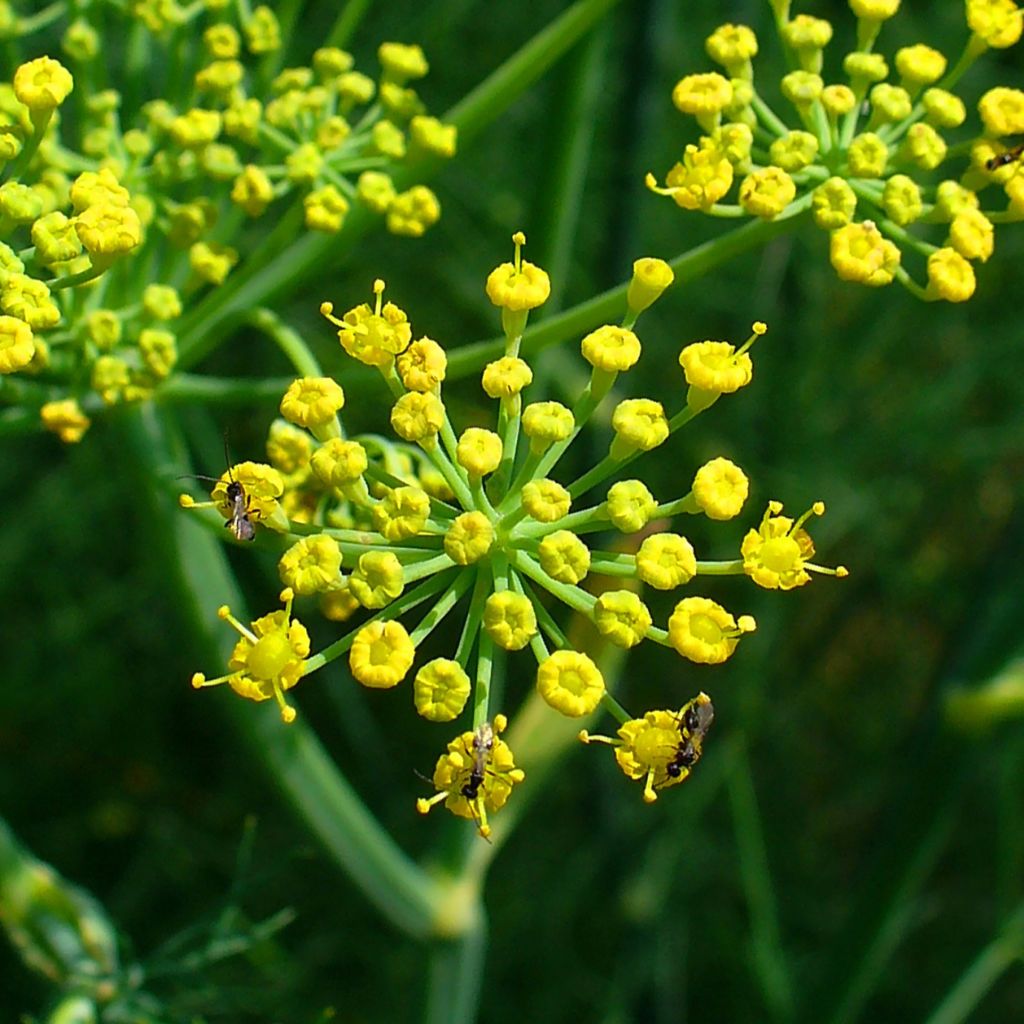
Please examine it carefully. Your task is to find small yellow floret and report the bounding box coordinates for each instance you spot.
[593,591,652,648]
[193,589,309,723]
[0,315,35,373]
[768,131,819,172]
[610,398,669,458]
[31,212,82,265]
[922,89,966,129]
[482,356,533,398]
[485,232,551,312]
[305,185,350,233]
[967,0,1023,49]
[387,186,441,238]
[2,274,59,330]
[926,248,976,302]
[414,659,471,722]
[537,530,590,584]
[379,41,429,83]
[536,650,605,717]
[75,203,142,257]
[978,87,1024,137]
[812,177,857,230]
[390,391,445,443]
[672,73,733,118]
[847,132,889,177]
[444,511,494,565]
[190,241,237,284]
[40,398,90,443]
[895,44,947,86]
[948,209,994,262]
[311,438,368,487]
[373,486,431,541]
[349,619,416,689]
[850,0,901,19]
[522,478,571,523]
[349,551,405,608]
[626,258,675,314]
[705,24,758,74]
[231,165,275,216]
[692,457,749,520]
[636,533,697,589]
[580,324,642,372]
[605,480,657,533]
[280,376,345,432]
[456,427,503,477]
[882,175,923,226]
[822,85,857,117]
[418,717,524,838]
[738,166,796,218]
[521,401,575,450]
[668,596,754,664]
[645,137,733,211]
[582,694,714,802]
[321,281,413,367]
[397,338,447,392]
[679,338,754,405]
[483,591,537,650]
[14,56,73,112]
[829,221,900,286]
[741,500,845,588]
[278,534,343,595]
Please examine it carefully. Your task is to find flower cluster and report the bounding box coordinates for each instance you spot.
[185,234,846,833]
[648,0,1024,302]
[0,7,453,443]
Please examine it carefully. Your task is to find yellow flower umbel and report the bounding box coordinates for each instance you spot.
[193,589,310,723]
[0,27,454,433]
[416,716,525,839]
[184,233,845,830]
[649,4,1024,300]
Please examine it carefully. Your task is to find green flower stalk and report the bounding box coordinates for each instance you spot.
[647,0,1024,302]
[184,233,847,833]
[0,8,454,443]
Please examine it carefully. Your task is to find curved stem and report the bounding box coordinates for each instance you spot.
[247,306,323,377]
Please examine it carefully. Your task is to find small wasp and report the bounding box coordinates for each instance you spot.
[986,141,1024,172]
[665,692,715,781]
[461,721,496,802]
[179,437,257,542]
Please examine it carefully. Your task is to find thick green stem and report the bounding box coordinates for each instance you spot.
[424,912,489,1024]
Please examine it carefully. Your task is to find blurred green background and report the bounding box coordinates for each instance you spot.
[3,0,1024,1020]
